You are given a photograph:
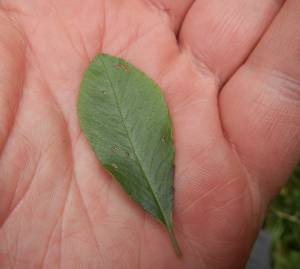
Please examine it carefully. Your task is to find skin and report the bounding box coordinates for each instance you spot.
[0,0,300,268]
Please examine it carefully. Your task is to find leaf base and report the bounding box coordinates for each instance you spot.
[168,228,182,258]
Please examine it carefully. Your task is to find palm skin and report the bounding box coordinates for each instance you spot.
[1,0,300,268]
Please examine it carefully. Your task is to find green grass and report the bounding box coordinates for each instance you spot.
[263,163,300,269]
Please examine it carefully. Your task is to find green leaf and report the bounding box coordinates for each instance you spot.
[77,52,182,257]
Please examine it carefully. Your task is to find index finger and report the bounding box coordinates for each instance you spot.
[178,0,284,86]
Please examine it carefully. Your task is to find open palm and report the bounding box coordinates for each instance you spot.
[1,0,300,268]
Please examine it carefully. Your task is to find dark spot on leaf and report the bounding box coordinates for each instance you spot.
[112,147,117,151]
[169,187,175,198]
[168,165,175,183]
[112,164,117,169]
[102,91,106,95]
[113,65,116,68]
[125,66,129,71]
[98,63,101,66]
[126,152,130,157]
[162,136,166,141]
[118,64,122,68]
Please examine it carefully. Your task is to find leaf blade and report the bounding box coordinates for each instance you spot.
[77,53,181,257]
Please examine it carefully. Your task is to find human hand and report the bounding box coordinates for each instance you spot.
[1,0,299,268]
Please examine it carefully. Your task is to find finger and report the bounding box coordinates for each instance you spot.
[178,0,284,85]
[219,0,300,205]
[140,0,195,35]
